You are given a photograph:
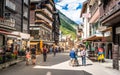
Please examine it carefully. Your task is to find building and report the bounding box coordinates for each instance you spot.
[30,0,60,53]
[80,1,90,40]
[53,10,61,45]
[80,0,113,61]
[0,0,30,64]
[100,0,120,70]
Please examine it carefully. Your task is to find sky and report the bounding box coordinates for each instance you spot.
[54,0,86,24]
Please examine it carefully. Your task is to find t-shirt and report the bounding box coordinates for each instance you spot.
[31,48,36,54]
[43,48,47,54]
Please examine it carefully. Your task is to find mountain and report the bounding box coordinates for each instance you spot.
[59,10,78,39]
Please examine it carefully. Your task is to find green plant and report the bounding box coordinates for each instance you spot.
[11,54,16,59]
[0,56,2,61]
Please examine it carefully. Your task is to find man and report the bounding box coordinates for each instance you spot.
[30,46,36,65]
[80,46,86,66]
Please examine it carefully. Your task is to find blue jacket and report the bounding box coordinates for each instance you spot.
[69,50,76,58]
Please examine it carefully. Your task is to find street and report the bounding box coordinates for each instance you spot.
[0,52,120,75]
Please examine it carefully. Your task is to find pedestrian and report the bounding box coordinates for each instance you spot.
[43,45,47,62]
[30,46,36,65]
[25,50,31,65]
[69,48,79,66]
[53,47,56,56]
[97,45,105,62]
[49,46,53,54]
[80,46,86,66]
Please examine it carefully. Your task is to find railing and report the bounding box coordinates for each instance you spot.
[0,18,15,28]
[100,0,120,21]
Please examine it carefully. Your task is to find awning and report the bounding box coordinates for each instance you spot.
[83,35,103,41]
[101,27,112,32]
[30,42,39,45]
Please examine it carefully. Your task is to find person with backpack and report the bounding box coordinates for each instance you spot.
[69,48,79,66]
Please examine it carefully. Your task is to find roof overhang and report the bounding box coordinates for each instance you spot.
[80,1,88,17]
[83,35,103,41]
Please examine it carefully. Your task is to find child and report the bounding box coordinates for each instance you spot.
[26,51,31,65]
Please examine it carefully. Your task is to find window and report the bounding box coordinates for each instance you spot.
[6,0,16,10]
[24,0,28,5]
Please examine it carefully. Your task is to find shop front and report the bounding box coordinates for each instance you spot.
[11,31,30,56]
[30,40,54,55]
[0,30,20,64]
[100,1,120,70]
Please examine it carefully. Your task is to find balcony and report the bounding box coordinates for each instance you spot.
[5,0,16,12]
[0,18,15,30]
[35,9,54,22]
[89,1,99,17]
[35,20,52,29]
[42,8,53,18]
[100,0,120,25]
[43,4,53,14]
[49,0,54,6]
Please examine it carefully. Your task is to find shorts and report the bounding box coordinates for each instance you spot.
[31,54,36,59]
[26,58,31,62]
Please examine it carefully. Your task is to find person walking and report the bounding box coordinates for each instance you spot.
[25,50,31,65]
[30,46,36,65]
[80,46,86,66]
[43,45,47,62]
[53,47,56,56]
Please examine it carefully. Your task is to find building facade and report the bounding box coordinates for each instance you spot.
[30,0,60,53]
[81,0,120,70]
[0,0,30,64]
[100,0,120,70]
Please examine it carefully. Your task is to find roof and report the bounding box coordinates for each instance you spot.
[80,1,88,17]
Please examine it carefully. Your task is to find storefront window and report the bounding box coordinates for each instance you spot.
[0,35,3,47]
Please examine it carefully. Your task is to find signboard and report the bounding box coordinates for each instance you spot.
[82,13,91,18]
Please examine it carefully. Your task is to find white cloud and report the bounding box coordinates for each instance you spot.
[55,0,86,24]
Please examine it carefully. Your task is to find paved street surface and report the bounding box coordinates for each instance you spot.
[0,53,120,75]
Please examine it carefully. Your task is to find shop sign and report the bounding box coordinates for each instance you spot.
[116,27,120,34]
[104,31,111,36]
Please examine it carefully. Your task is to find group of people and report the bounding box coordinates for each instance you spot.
[69,46,86,67]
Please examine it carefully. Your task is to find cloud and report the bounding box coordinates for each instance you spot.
[62,4,68,10]
[55,0,86,24]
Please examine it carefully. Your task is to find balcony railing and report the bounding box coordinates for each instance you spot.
[0,18,15,29]
[49,0,54,6]
[35,20,52,29]
[6,0,16,11]
[100,1,120,21]
[35,9,54,22]
[43,4,53,14]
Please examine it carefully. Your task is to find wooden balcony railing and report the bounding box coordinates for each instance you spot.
[35,9,54,22]
[100,0,120,22]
